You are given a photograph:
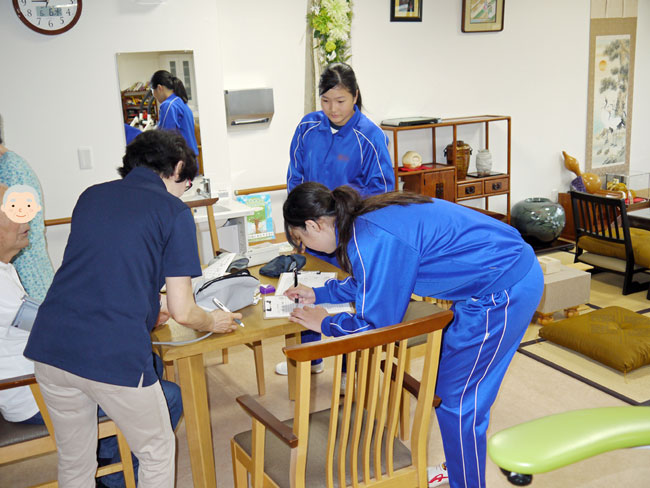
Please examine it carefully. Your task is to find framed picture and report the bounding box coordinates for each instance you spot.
[390,0,422,22]
[585,17,637,176]
[462,0,505,33]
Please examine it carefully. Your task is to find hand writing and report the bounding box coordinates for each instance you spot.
[284,284,316,304]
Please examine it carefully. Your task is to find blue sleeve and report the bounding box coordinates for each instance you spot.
[287,124,305,192]
[319,223,419,337]
[360,129,395,196]
[313,275,358,303]
[162,209,202,278]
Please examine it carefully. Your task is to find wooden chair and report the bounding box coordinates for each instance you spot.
[0,374,136,488]
[230,309,453,488]
[399,299,450,440]
[570,190,650,298]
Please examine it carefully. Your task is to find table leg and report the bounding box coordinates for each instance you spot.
[176,354,217,488]
[251,341,265,396]
[285,332,301,401]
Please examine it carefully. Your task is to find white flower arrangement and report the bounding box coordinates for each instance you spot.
[308,0,352,65]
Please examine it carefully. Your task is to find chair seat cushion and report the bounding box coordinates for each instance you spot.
[233,407,412,488]
[0,416,49,448]
[539,306,650,373]
[578,227,650,267]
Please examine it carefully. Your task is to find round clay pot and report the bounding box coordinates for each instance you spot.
[511,197,566,243]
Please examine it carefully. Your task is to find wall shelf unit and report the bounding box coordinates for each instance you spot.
[381,115,511,223]
[121,90,158,125]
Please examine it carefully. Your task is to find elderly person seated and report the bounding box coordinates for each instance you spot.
[0,183,182,488]
[0,127,54,301]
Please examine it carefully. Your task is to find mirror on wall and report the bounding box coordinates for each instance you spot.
[116,50,203,173]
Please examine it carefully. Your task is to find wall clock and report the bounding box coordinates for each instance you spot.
[13,0,82,36]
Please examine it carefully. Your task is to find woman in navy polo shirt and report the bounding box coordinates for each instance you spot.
[282,182,544,488]
[25,130,241,488]
[151,69,199,157]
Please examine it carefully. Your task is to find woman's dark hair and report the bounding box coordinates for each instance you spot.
[119,129,197,182]
[151,70,189,104]
[319,62,362,109]
[284,183,431,275]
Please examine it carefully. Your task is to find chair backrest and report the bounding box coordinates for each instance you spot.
[0,374,136,488]
[283,310,453,488]
[570,190,634,263]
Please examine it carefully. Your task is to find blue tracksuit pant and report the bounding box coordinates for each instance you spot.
[436,261,543,488]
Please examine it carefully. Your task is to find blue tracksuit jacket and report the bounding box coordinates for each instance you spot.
[314,199,536,337]
[158,93,199,156]
[287,106,394,196]
[310,199,544,488]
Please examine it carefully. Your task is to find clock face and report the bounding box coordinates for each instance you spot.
[13,0,82,36]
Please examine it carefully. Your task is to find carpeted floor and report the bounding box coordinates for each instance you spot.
[2,249,649,487]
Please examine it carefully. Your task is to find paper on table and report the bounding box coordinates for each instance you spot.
[263,295,354,319]
[275,271,337,295]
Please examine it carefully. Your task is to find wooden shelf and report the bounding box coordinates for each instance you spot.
[382,115,512,223]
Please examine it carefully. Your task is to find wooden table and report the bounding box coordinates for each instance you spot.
[151,255,342,488]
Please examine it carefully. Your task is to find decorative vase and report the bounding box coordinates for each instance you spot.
[511,198,566,243]
[475,149,493,176]
[444,140,472,181]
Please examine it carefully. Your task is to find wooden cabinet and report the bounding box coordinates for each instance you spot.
[381,115,512,223]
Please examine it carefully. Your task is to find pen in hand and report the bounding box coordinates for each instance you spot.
[212,297,245,328]
[293,269,299,304]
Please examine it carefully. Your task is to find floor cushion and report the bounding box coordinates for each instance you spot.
[539,306,650,373]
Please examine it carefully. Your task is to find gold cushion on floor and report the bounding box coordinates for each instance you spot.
[539,306,650,373]
[577,227,650,267]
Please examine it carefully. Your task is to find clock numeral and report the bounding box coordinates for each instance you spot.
[26,9,33,17]
[36,17,41,25]
[48,19,54,28]
[60,17,65,24]
[66,9,72,16]
[19,0,27,6]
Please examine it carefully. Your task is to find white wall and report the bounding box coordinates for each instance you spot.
[1,0,648,269]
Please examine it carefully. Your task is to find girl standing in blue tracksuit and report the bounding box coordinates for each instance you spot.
[283,182,544,488]
[151,70,199,157]
[287,62,394,199]
[281,63,395,375]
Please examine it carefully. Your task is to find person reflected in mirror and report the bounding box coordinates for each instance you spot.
[150,70,199,159]
[283,182,544,488]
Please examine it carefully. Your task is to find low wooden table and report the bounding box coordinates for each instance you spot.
[151,255,341,488]
[535,264,591,325]
[627,206,650,231]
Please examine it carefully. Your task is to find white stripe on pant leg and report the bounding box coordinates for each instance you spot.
[471,291,510,486]
[457,305,492,488]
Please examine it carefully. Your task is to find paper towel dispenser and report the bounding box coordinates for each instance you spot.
[224,88,274,127]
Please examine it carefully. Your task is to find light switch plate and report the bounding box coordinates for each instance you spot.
[78,147,93,170]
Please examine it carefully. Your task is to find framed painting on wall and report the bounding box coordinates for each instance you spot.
[586,17,637,177]
[462,0,504,33]
[390,0,422,22]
